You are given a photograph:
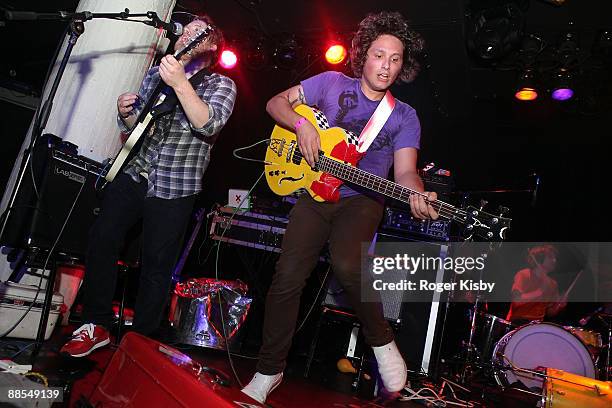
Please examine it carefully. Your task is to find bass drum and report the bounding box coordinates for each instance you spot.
[493,322,596,390]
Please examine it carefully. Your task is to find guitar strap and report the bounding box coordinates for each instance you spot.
[356,90,395,153]
[309,91,395,202]
[152,68,211,115]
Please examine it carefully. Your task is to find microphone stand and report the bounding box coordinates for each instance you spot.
[0,8,164,359]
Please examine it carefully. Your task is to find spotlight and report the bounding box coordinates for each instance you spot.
[550,68,574,101]
[245,38,268,71]
[466,1,525,61]
[515,69,538,101]
[219,49,238,69]
[593,30,612,63]
[517,34,545,66]
[556,32,579,67]
[273,38,299,69]
[324,43,347,65]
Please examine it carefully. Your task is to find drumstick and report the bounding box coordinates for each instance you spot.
[562,269,583,300]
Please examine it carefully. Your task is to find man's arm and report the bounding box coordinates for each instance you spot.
[173,80,211,128]
[266,84,320,166]
[158,55,236,136]
[158,55,211,128]
[266,84,306,128]
[116,68,156,133]
[394,147,438,219]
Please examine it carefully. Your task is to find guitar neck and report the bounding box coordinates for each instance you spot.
[137,27,212,123]
[318,156,464,223]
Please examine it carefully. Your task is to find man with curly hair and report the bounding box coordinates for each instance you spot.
[242,11,437,403]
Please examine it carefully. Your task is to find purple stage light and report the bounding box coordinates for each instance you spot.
[551,88,574,101]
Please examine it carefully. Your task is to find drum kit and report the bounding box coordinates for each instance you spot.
[455,305,612,407]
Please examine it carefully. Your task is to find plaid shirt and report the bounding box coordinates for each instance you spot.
[118,66,236,199]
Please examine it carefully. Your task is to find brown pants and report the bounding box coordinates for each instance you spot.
[257,194,394,375]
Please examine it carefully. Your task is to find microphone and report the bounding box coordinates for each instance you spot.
[144,17,183,36]
[579,306,604,326]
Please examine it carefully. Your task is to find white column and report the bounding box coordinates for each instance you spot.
[1,0,176,281]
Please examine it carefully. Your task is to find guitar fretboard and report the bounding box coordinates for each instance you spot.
[317,155,465,223]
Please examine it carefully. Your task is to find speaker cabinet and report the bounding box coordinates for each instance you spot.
[1,143,104,259]
[322,232,451,376]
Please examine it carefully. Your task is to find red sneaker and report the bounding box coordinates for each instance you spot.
[60,323,110,357]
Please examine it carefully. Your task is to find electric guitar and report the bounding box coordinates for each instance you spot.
[264,105,511,241]
[104,25,213,183]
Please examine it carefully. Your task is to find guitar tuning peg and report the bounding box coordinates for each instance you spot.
[498,206,509,216]
[479,199,488,210]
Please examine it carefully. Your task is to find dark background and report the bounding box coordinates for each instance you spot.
[2,0,610,242]
[1,0,609,371]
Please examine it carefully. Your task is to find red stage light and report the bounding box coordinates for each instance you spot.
[219,49,238,69]
[325,44,347,65]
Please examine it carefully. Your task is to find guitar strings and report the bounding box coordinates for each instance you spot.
[268,139,509,238]
[279,143,471,222]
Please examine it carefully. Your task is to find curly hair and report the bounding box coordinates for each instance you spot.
[192,14,224,68]
[350,11,424,83]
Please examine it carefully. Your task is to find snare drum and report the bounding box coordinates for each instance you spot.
[542,368,612,407]
[493,322,596,390]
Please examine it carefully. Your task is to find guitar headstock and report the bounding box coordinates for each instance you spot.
[462,205,511,241]
[174,25,214,60]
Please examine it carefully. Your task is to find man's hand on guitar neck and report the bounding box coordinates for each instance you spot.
[296,119,321,168]
[159,55,189,89]
[409,191,439,220]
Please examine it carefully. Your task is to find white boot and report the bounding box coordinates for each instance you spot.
[241,372,283,404]
[372,340,407,392]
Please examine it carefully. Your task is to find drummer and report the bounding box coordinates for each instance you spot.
[506,244,567,325]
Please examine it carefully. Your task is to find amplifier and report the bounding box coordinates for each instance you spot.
[1,143,104,258]
[322,234,451,375]
[380,206,451,241]
[209,207,289,253]
[418,169,453,195]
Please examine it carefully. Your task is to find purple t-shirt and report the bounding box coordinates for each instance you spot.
[301,71,421,198]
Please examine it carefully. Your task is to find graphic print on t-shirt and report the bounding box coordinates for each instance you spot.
[334,90,358,124]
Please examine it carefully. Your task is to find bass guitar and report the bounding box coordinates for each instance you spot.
[264,105,511,241]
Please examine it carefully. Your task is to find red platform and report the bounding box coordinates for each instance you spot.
[89,332,262,407]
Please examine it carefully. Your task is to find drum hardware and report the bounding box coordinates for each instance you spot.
[456,265,488,383]
[599,312,612,381]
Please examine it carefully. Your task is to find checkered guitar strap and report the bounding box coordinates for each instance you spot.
[310,107,359,146]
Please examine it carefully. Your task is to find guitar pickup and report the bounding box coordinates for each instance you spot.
[287,141,297,164]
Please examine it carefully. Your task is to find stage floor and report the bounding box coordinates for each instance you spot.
[0,324,541,407]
